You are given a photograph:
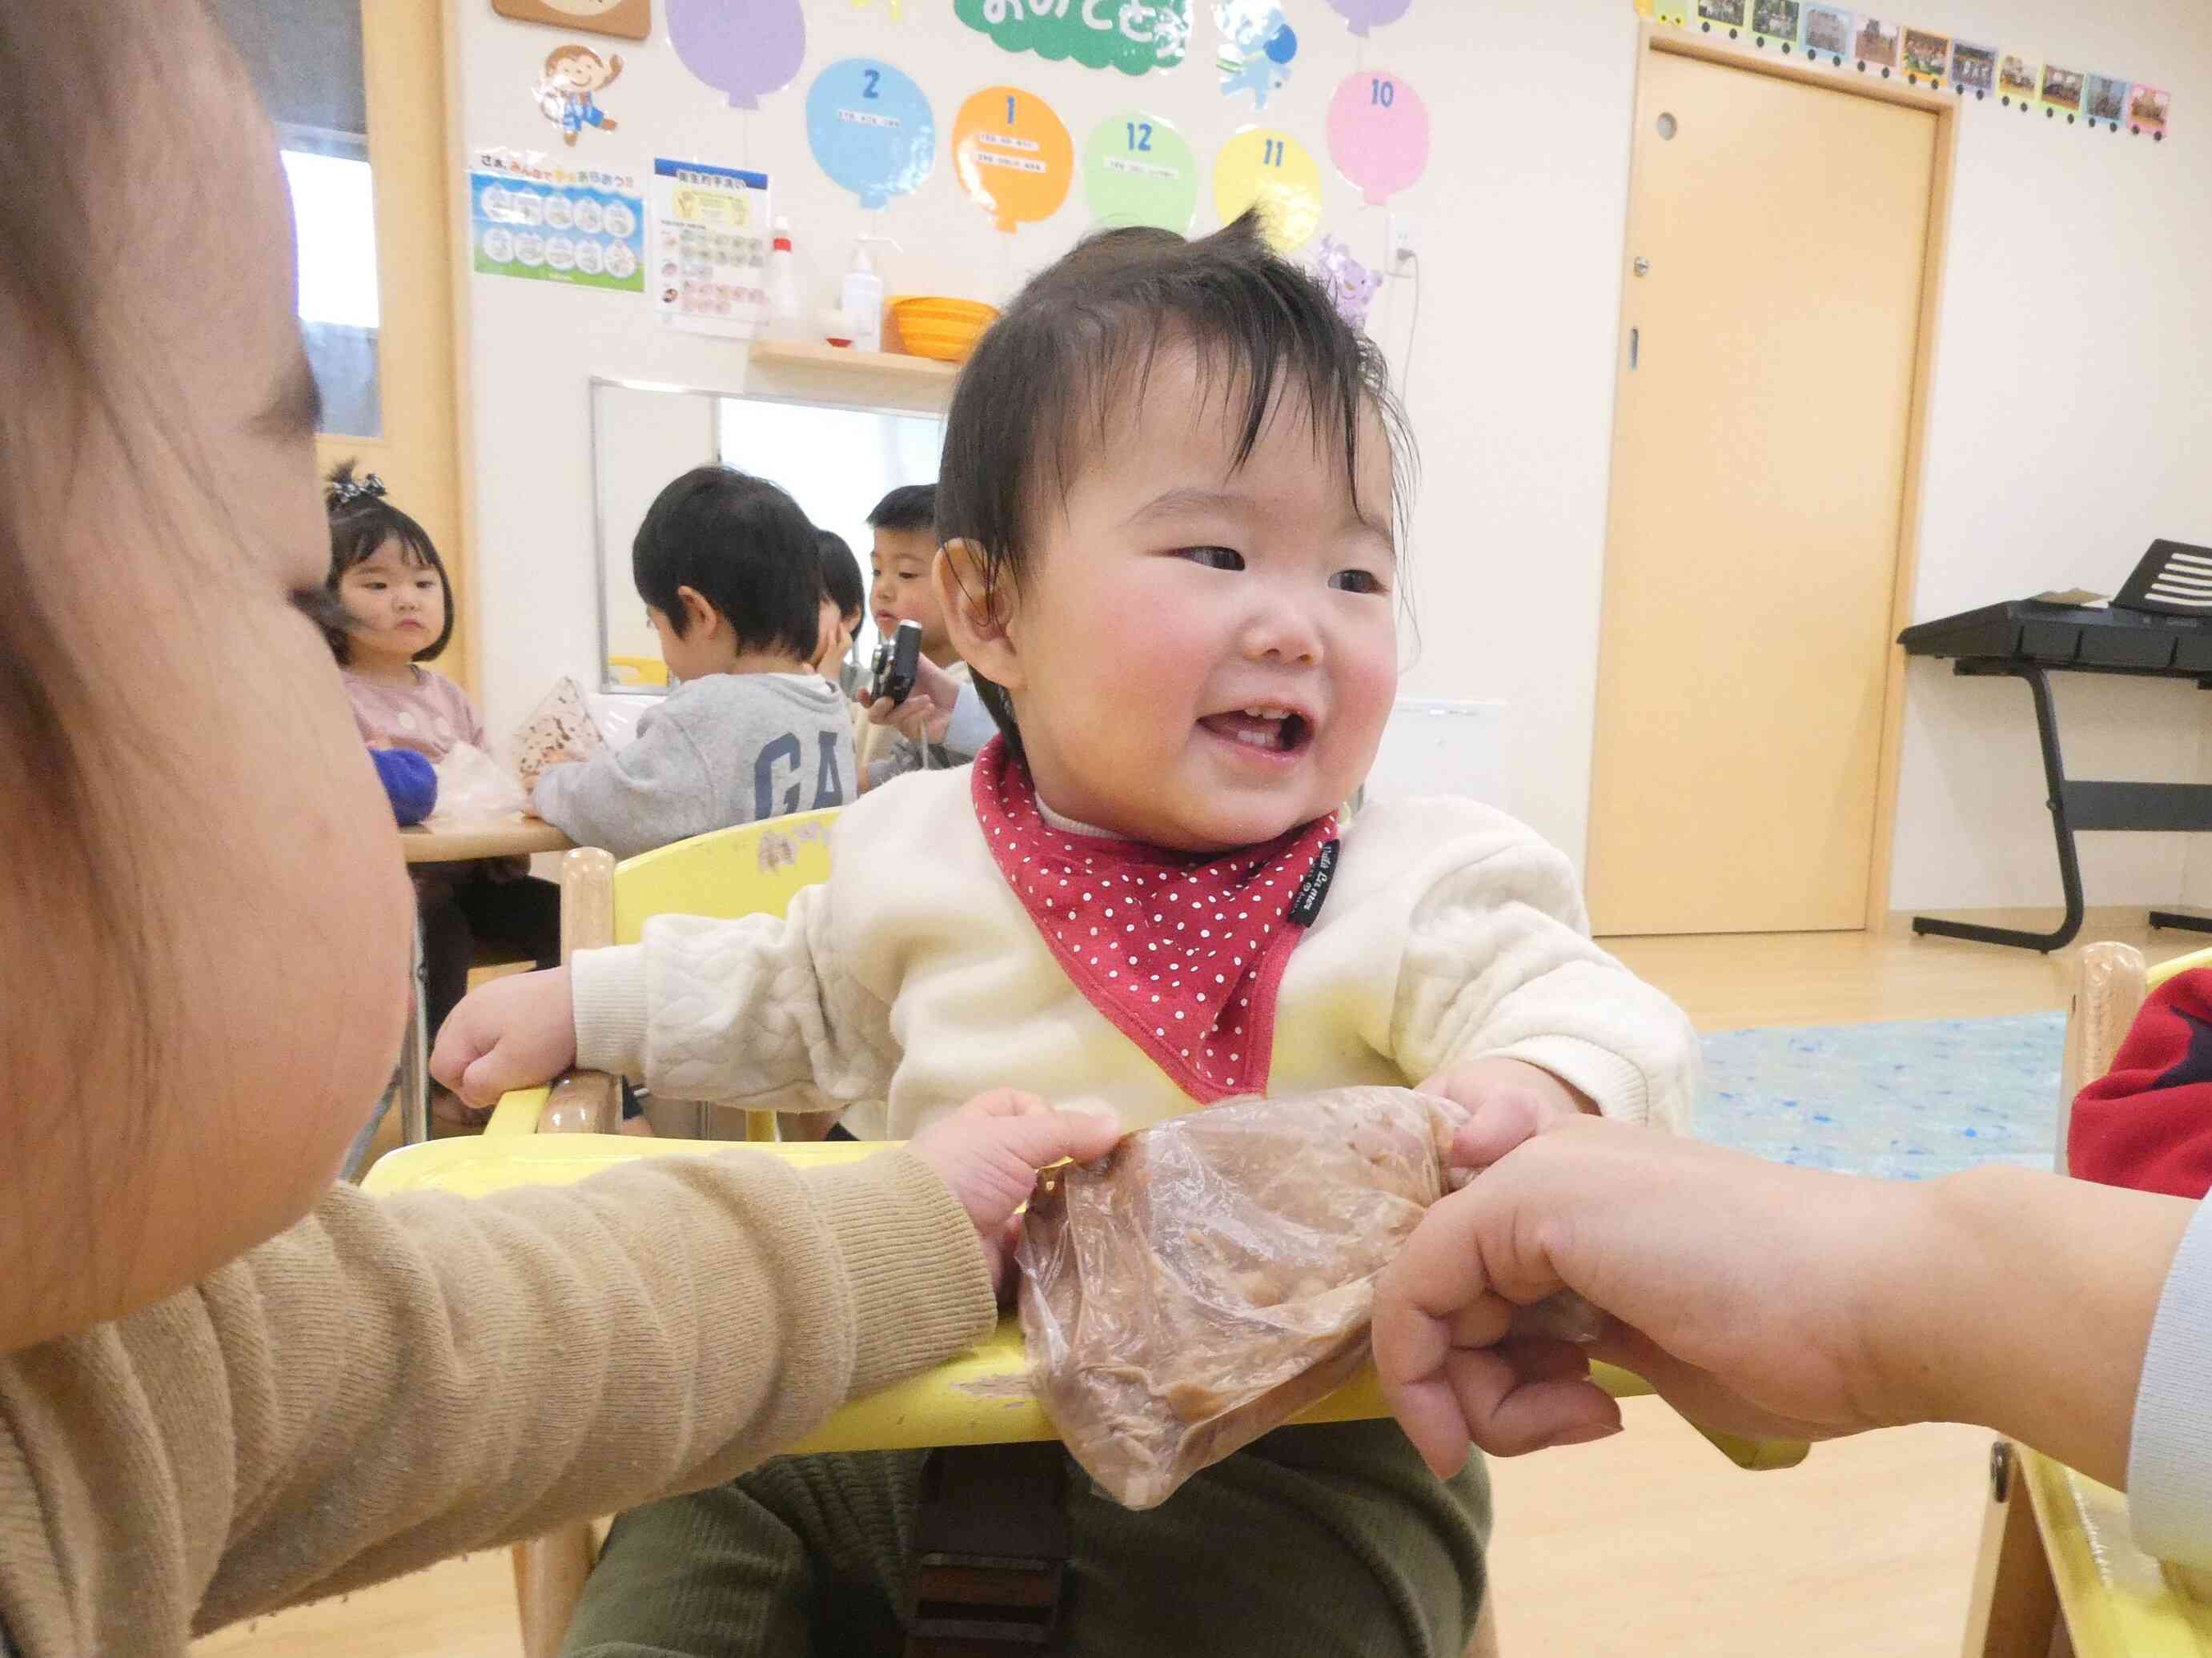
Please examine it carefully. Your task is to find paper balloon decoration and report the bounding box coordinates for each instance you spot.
[668,0,804,110]
[1211,127,1322,252]
[1327,70,1428,205]
[1327,0,1411,36]
[954,0,1190,78]
[1082,111,1198,231]
[953,86,1074,234]
[806,59,936,209]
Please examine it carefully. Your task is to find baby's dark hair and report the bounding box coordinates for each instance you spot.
[632,465,821,663]
[323,460,454,664]
[937,211,1411,757]
[817,528,865,624]
[867,483,937,536]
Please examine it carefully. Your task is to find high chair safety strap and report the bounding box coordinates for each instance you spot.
[904,1443,1070,1656]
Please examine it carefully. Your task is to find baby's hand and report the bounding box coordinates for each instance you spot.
[1420,1058,1594,1173]
[902,1090,1122,1297]
[430,965,578,1110]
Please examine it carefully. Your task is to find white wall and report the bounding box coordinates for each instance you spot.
[449,0,2210,912]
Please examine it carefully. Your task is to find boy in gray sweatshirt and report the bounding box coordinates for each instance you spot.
[532,467,856,861]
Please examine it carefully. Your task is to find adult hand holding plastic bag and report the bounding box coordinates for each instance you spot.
[1017,1086,1473,1508]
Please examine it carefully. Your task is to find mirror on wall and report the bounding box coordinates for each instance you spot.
[592,378,943,694]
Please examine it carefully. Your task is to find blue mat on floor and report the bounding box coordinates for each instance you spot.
[1696,1013,2067,1180]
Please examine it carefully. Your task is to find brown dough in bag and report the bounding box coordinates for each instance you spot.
[1015,1086,1461,1510]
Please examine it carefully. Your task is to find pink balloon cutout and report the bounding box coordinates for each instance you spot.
[668,0,805,110]
[1327,70,1429,206]
[1327,0,1411,37]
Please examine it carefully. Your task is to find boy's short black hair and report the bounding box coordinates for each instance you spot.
[323,460,455,664]
[632,466,821,662]
[866,483,937,536]
[817,528,865,624]
[937,212,1411,757]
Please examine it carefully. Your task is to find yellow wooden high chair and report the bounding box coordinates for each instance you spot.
[605,654,669,688]
[364,810,1811,1658]
[1963,940,2212,1656]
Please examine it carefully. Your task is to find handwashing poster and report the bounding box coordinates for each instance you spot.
[651,158,770,336]
[469,147,644,292]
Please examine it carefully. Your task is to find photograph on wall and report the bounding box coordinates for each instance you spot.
[1901,28,1949,78]
[2130,83,2170,138]
[2085,73,2130,126]
[1696,0,1747,26]
[651,158,769,337]
[1750,0,1799,42]
[1802,6,1852,56]
[492,0,650,39]
[1997,53,2039,103]
[468,147,643,292]
[2041,64,2085,115]
[1853,17,1899,66]
[1949,42,1995,93]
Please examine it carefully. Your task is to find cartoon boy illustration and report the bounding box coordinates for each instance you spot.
[539,44,622,146]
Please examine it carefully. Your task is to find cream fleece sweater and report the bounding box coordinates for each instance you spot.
[572,769,1698,1139]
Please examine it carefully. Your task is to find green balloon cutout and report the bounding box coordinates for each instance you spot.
[1082,110,1198,231]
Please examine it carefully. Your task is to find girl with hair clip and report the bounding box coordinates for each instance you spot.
[323,461,560,1125]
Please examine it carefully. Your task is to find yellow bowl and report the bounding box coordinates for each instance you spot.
[888,295,999,363]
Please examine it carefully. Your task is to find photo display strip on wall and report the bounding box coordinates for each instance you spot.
[469,147,644,290]
[1648,1,2172,136]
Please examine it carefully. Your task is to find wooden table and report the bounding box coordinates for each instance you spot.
[388,818,574,1146]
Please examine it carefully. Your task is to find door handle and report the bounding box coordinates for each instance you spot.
[1630,327,1640,371]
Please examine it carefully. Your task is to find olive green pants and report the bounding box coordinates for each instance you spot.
[562,1420,1489,1658]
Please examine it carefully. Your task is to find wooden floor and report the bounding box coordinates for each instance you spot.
[195,917,2210,1656]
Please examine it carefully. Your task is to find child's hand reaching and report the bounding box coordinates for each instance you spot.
[430,966,578,1110]
[1419,1056,1594,1144]
[901,1090,1122,1295]
[857,652,961,746]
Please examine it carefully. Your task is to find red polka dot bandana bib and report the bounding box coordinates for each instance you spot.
[972,738,1340,1104]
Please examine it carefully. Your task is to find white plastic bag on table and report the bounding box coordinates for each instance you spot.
[1016,1086,1464,1511]
[512,676,608,786]
[427,741,528,824]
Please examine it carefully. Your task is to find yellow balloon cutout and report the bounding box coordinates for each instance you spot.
[953,86,1074,235]
[1212,127,1323,253]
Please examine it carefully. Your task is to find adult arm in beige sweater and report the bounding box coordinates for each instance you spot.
[0,1146,999,1657]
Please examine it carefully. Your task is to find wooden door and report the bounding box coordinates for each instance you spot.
[224,0,472,693]
[1586,44,1939,936]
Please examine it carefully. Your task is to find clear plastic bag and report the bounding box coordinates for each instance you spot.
[428,741,528,824]
[512,676,608,786]
[1016,1086,1465,1511]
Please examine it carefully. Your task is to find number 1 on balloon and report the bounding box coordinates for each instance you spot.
[1006,94,1018,124]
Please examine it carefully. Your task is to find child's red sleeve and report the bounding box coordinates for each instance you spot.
[2069,968,2212,1199]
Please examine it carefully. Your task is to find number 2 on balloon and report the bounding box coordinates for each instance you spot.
[863,69,881,99]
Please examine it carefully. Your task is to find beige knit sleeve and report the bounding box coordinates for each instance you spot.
[0,1149,992,1653]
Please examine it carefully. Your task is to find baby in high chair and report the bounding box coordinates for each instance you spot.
[436,212,1696,1657]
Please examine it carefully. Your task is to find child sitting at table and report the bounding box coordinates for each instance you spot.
[325,464,560,1126]
[857,482,994,786]
[531,466,856,861]
[436,214,1698,1658]
[813,527,865,691]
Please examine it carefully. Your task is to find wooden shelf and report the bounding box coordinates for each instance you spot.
[748,337,961,382]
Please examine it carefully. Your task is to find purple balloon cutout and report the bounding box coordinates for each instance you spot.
[1327,0,1411,36]
[668,0,805,111]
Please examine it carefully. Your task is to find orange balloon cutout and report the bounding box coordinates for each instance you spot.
[953,85,1074,234]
